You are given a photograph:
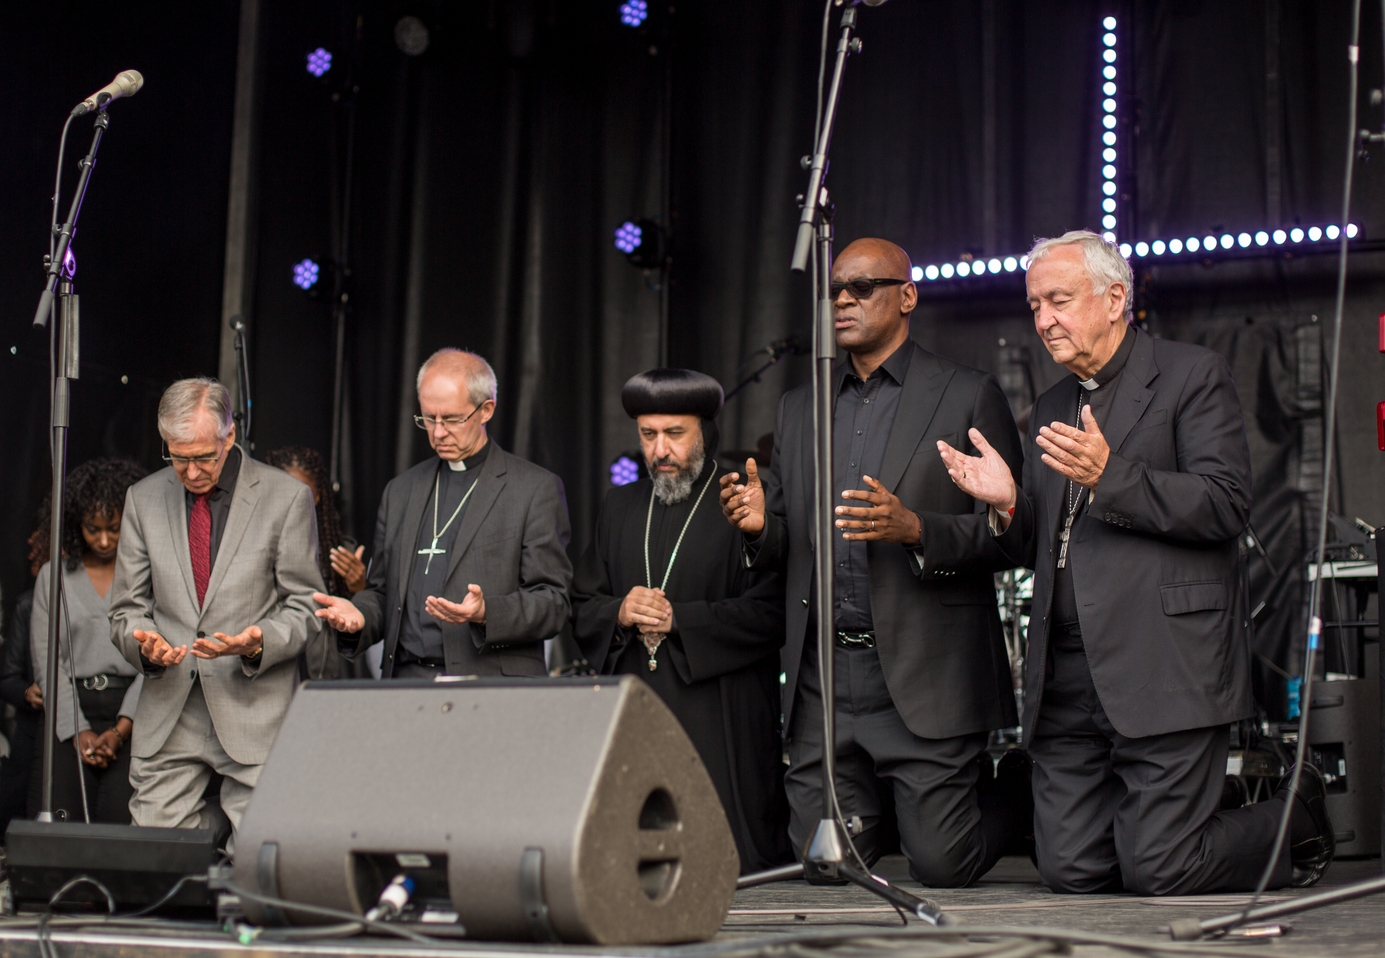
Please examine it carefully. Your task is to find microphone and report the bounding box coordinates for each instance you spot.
[766,335,809,358]
[72,71,144,116]
[229,314,246,333]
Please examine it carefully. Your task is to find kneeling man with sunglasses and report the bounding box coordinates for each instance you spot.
[720,238,1031,886]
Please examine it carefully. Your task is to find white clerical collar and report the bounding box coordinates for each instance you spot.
[1078,376,1100,391]
[447,458,468,471]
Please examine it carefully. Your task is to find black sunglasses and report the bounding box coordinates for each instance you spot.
[830,277,909,300]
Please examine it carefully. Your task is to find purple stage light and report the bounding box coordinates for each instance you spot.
[614,221,643,254]
[619,0,648,27]
[292,259,321,290]
[306,48,333,77]
[610,455,641,486]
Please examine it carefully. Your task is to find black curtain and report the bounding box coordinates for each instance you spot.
[2,0,1382,701]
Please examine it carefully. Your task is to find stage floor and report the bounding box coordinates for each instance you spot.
[1,855,1381,958]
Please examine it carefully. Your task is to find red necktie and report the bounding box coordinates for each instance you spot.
[189,493,212,607]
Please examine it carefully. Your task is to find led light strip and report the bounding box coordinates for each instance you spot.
[1100,15,1120,242]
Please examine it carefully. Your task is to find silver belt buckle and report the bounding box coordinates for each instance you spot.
[83,675,110,691]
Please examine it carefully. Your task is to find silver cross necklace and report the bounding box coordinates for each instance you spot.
[638,465,717,671]
[419,469,481,575]
[1056,386,1092,570]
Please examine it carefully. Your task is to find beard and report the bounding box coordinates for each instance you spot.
[648,438,706,505]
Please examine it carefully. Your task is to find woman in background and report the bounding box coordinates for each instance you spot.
[29,457,147,823]
[265,447,370,678]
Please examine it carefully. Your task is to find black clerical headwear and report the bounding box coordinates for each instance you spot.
[620,368,724,420]
[622,368,723,458]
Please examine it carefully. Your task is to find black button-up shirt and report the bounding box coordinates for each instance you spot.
[1050,325,1135,634]
[829,342,912,631]
[401,442,491,660]
[184,445,241,567]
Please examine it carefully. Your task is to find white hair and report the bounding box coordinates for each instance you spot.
[416,348,498,406]
[1026,230,1134,322]
[157,377,233,444]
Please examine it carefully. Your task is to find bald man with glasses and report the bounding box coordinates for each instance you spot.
[315,349,572,679]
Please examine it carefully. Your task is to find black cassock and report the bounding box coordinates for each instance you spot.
[573,460,792,872]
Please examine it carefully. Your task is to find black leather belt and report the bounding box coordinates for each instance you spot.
[835,631,876,649]
[81,674,134,691]
[397,648,446,668]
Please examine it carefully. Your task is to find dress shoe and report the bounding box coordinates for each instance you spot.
[1219,774,1249,811]
[1275,762,1334,887]
[994,748,1036,863]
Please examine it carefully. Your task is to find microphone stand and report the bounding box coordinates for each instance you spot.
[738,5,946,926]
[723,339,807,403]
[29,109,111,821]
[230,316,253,447]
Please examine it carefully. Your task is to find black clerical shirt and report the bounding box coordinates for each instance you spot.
[400,442,491,660]
[184,445,241,566]
[829,342,911,631]
[1050,324,1135,632]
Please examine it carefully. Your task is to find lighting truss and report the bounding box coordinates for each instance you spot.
[908,14,1366,287]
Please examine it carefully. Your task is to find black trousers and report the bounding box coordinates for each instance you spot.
[0,709,41,833]
[786,643,1008,887]
[27,685,133,825]
[1031,625,1290,895]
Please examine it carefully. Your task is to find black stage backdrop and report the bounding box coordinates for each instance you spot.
[2,1,1382,711]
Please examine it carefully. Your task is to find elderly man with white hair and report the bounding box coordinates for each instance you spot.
[940,230,1334,894]
[315,348,572,679]
[110,377,324,841]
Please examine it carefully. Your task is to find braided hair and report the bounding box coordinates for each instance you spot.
[60,458,148,571]
[264,446,346,595]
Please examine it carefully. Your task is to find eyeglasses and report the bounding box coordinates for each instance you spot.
[414,404,485,431]
[830,277,909,300]
[162,441,226,469]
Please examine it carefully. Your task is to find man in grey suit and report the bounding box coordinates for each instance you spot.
[110,378,324,838]
[940,230,1334,893]
[315,349,571,678]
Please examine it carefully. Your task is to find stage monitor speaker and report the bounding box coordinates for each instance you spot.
[234,675,738,944]
[4,821,218,911]
[1307,648,1380,858]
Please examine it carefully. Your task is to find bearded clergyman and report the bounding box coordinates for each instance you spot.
[572,368,791,873]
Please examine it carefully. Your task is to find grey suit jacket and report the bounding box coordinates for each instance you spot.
[109,452,325,766]
[996,328,1255,744]
[750,341,1025,741]
[347,442,573,678]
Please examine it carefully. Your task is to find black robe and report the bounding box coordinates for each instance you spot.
[573,460,792,872]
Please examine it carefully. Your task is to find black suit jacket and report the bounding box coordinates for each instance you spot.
[750,340,1024,740]
[347,442,573,678]
[997,328,1255,744]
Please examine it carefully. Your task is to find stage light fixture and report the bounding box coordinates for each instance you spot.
[1187,237,1201,252]
[940,263,955,278]
[957,261,972,277]
[911,266,923,281]
[988,257,1002,272]
[1236,232,1251,248]
[1273,229,1286,243]
[1103,130,1116,145]
[1119,243,1132,256]
[1347,223,1359,237]
[1104,49,1116,63]
[1104,16,1117,28]
[1152,240,1166,255]
[1102,181,1116,195]
[1203,234,1216,249]
[1169,238,1183,253]
[1103,82,1116,96]
[619,0,648,27]
[1103,198,1116,212]
[1103,66,1117,81]
[1103,148,1117,163]
[614,221,642,254]
[1134,242,1149,257]
[292,259,320,290]
[1102,164,1117,180]
[1103,32,1116,46]
[1255,231,1269,246]
[1102,114,1117,129]
[1003,256,1018,271]
[1326,224,1341,239]
[610,455,641,486]
[1103,98,1117,115]
[394,16,431,56]
[1308,226,1322,241]
[1103,231,1116,242]
[1290,227,1305,242]
[306,48,332,77]
[1103,215,1117,229]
